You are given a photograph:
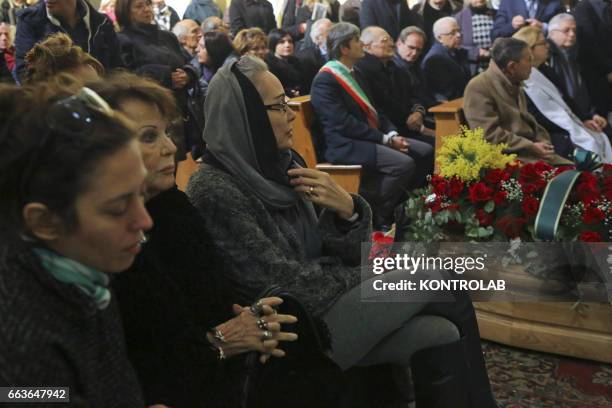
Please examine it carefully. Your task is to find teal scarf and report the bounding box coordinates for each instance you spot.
[33,248,111,309]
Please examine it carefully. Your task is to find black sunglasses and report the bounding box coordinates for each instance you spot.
[19,88,114,201]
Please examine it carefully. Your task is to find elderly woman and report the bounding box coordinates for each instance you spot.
[90,72,298,408]
[233,27,270,60]
[186,55,498,408]
[0,79,150,406]
[24,33,103,83]
[513,26,612,163]
[265,28,303,97]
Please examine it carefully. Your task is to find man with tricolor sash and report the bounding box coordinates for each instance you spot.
[311,22,431,229]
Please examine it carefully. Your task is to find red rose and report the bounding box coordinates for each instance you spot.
[495,215,526,238]
[484,168,506,185]
[447,178,465,199]
[521,196,540,216]
[428,197,442,213]
[583,207,605,224]
[372,231,394,244]
[576,174,601,205]
[493,191,508,206]
[579,231,602,242]
[521,181,544,195]
[475,209,493,226]
[431,175,449,196]
[519,163,547,190]
[468,182,493,203]
[533,161,553,173]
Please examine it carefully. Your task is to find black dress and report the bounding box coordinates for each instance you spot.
[113,187,241,407]
[266,54,304,96]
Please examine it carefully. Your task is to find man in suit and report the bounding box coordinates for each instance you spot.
[421,17,470,103]
[311,22,424,228]
[463,37,569,164]
[295,18,332,93]
[490,0,563,40]
[359,0,423,40]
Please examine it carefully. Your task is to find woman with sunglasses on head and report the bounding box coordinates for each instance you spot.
[0,79,151,406]
[89,72,299,408]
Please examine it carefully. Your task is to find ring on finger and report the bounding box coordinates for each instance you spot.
[309,185,315,194]
[257,318,268,330]
[261,330,273,341]
[250,299,264,316]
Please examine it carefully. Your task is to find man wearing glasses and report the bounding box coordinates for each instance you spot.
[547,13,611,138]
[421,16,470,103]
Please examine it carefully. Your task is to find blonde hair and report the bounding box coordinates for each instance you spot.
[25,33,104,83]
[232,27,268,55]
[512,26,542,48]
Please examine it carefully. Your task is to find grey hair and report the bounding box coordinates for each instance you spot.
[172,19,197,39]
[201,16,223,34]
[327,22,360,60]
[310,18,332,43]
[548,13,575,33]
[360,26,385,45]
[235,55,269,82]
[398,25,427,44]
[490,37,528,69]
[432,16,457,39]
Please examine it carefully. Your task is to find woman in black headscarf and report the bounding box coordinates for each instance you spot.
[186,55,498,408]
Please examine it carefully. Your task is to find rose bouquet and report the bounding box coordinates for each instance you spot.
[400,127,612,243]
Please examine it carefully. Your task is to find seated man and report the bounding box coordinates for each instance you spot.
[295,18,332,94]
[421,17,471,103]
[393,26,436,111]
[356,25,436,155]
[490,0,563,40]
[547,13,610,137]
[172,19,202,60]
[311,22,422,228]
[464,37,570,164]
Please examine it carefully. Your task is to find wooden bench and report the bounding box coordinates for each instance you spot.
[289,95,362,194]
[430,98,612,364]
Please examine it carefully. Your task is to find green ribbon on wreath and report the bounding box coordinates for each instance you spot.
[534,149,602,241]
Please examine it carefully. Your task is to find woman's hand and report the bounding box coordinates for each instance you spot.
[171,68,189,89]
[208,297,298,363]
[287,167,355,220]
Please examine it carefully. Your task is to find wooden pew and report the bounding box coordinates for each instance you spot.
[288,95,362,194]
[430,98,612,364]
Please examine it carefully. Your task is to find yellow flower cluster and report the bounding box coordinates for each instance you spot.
[437,127,517,181]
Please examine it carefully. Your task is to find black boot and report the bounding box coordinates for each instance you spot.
[410,337,470,408]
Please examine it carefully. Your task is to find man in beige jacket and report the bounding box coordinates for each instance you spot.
[464,37,570,164]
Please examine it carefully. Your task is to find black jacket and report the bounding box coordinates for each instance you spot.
[113,188,241,407]
[266,53,304,96]
[421,42,470,103]
[355,52,426,134]
[0,238,144,407]
[359,0,423,40]
[14,0,122,80]
[295,45,327,94]
[392,52,436,109]
[229,0,276,35]
[281,0,339,40]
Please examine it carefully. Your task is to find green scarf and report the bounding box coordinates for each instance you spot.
[33,248,111,309]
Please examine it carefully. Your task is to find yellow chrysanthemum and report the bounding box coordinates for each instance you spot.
[438,127,517,181]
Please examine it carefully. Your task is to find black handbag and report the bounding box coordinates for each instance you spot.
[241,286,345,408]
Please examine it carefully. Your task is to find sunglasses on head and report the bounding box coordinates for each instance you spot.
[19,87,114,201]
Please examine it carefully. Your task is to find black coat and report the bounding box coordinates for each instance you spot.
[421,42,470,102]
[295,45,327,94]
[359,0,423,40]
[229,0,276,35]
[113,187,241,407]
[0,238,144,407]
[14,0,122,80]
[266,53,304,96]
[574,0,612,113]
[355,52,426,134]
[392,52,436,109]
[281,0,339,40]
[310,66,396,168]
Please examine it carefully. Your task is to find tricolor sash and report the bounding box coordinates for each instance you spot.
[320,60,379,129]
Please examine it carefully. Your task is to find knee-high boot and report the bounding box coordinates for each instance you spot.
[410,337,470,408]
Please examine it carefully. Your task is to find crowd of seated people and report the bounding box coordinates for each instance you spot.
[2,0,612,405]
